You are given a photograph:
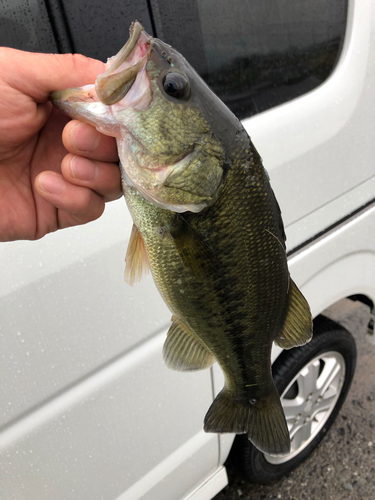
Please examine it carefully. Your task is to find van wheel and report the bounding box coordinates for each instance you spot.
[228,315,357,484]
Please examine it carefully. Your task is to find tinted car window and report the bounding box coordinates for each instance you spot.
[0,0,154,60]
[151,0,348,119]
[56,0,154,61]
[0,0,58,52]
[1,0,348,119]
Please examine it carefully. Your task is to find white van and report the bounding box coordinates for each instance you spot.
[1,0,374,498]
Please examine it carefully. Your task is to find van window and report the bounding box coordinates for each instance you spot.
[0,0,58,53]
[151,0,348,118]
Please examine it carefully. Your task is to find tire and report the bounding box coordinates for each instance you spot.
[227,315,357,484]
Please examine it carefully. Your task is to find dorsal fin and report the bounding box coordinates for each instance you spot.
[163,316,215,371]
[275,279,313,349]
[124,223,150,286]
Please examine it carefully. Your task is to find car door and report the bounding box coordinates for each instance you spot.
[0,2,221,500]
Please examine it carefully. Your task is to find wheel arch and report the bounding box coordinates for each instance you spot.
[294,251,375,317]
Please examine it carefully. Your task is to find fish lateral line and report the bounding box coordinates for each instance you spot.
[264,227,290,293]
[264,228,286,253]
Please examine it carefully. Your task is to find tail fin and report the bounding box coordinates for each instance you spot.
[204,385,290,456]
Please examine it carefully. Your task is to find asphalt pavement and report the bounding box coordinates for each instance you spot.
[214,298,375,500]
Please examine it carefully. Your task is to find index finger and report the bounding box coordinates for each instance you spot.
[63,120,119,163]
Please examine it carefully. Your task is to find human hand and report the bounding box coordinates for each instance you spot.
[0,48,121,242]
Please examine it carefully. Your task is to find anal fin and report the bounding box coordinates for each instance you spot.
[124,223,150,286]
[163,316,215,371]
[275,279,313,349]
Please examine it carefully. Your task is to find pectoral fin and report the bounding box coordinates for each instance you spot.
[170,215,218,277]
[163,316,215,371]
[275,279,313,349]
[124,224,150,285]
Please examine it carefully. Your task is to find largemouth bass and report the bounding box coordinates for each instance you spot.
[51,21,313,455]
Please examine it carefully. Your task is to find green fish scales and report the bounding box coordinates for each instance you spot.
[125,134,293,454]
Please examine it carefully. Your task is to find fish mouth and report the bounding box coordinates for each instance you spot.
[51,21,152,110]
[95,21,152,105]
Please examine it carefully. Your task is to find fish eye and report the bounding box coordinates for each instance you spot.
[162,73,190,99]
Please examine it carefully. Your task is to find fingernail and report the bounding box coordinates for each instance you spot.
[70,123,101,152]
[38,174,66,194]
[71,156,99,181]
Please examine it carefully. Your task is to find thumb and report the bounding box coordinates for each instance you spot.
[0,48,106,102]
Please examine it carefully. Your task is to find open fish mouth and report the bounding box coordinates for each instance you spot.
[95,21,152,105]
[51,21,153,117]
